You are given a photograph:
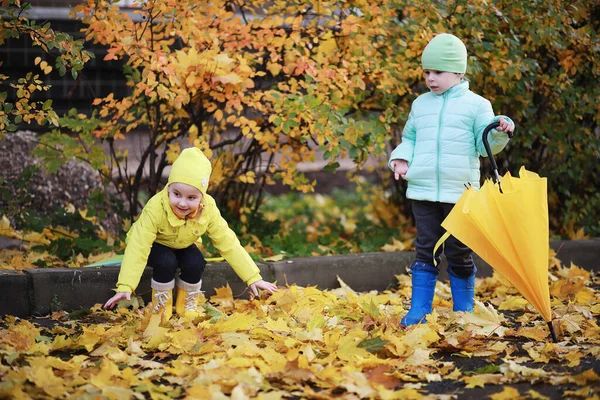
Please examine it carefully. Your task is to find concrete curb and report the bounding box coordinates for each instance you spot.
[271,252,414,292]
[0,271,30,317]
[1,239,598,317]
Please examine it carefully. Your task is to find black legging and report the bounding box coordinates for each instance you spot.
[412,200,475,278]
[148,242,206,284]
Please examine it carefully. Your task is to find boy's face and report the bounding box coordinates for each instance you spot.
[168,182,203,217]
[424,70,464,94]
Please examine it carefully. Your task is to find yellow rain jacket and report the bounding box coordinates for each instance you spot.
[115,148,262,293]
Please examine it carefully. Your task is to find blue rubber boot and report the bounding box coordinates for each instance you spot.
[401,262,439,326]
[448,265,477,312]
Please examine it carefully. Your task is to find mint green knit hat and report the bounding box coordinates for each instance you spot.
[421,33,467,73]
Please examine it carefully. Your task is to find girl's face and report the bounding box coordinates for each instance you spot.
[168,183,202,217]
[424,70,464,94]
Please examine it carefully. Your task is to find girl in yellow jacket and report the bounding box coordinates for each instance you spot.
[104,147,277,320]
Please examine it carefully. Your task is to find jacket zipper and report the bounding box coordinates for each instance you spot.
[185,215,188,227]
[437,92,448,202]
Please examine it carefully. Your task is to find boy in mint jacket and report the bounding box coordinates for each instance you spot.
[389,33,514,326]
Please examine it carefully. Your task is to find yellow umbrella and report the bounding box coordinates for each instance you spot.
[435,123,557,342]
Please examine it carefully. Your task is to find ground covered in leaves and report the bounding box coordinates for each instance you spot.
[1,262,598,399]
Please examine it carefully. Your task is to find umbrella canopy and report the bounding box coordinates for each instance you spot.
[439,167,551,322]
[434,122,556,341]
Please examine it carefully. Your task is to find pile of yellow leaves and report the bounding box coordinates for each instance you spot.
[0,262,598,399]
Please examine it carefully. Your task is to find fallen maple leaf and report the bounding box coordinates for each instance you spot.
[500,360,548,380]
[516,325,550,341]
[26,363,68,397]
[498,296,531,312]
[462,373,503,388]
[568,369,600,386]
[142,313,169,349]
[261,253,286,262]
[459,301,508,337]
[380,237,406,252]
[365,365,399,390]
[489,386,521,400]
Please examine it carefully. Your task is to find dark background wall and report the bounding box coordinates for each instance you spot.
[1,2,130,120]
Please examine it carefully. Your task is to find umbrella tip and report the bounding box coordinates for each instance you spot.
[547,321,559,343]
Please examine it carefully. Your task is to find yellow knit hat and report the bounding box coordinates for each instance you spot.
[167,147,212,195]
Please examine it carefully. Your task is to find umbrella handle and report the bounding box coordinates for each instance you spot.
[482,121,514,184]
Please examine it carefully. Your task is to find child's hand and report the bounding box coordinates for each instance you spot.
[496,118,514,133]
[391,159,409,180]
[104,292,131,309]
[249,280,278,297]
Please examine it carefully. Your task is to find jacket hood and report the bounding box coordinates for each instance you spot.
[167,147,212,196]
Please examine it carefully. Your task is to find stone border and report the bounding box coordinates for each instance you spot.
[1,239,598,317]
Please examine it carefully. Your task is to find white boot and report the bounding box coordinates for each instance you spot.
[151,279,175,322]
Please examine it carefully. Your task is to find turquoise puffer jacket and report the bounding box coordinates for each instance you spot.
[389,81,513,204]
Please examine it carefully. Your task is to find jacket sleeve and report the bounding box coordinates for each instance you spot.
[115,208,158,293]
[474,99,513,157]
[389,109,416,169]
[205,204,262,285]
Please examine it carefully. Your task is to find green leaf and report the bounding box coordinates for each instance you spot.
[357,337,388,353]
[68,308,92,320]
[474,365,501,374]
[349,147,358,159]
[204,303,224,323]
[360,299,380,317]
[322,162,340,173]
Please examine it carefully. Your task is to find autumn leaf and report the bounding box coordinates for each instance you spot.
[212,73,243,85]
[261,253,285,262]
[500,360,548,379]
[516,325,550,341]
[142,313,169,349]
[490,386,521,400]
[462,374,503,388]
[381,238,406,252]
[364,365,399,390]
[211,284,234,307]
[459,301,508,337]
[0,273,598,398]
[357,336,389,353]
[498,296,530,312]
[26,363,68,397]
[0,215,20,239]
[569,369,600,386]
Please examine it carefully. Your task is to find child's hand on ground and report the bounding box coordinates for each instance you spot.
[496,117,514,133]
[249,280,278,297]
[391,159,409,180]
[104,292,131,309]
